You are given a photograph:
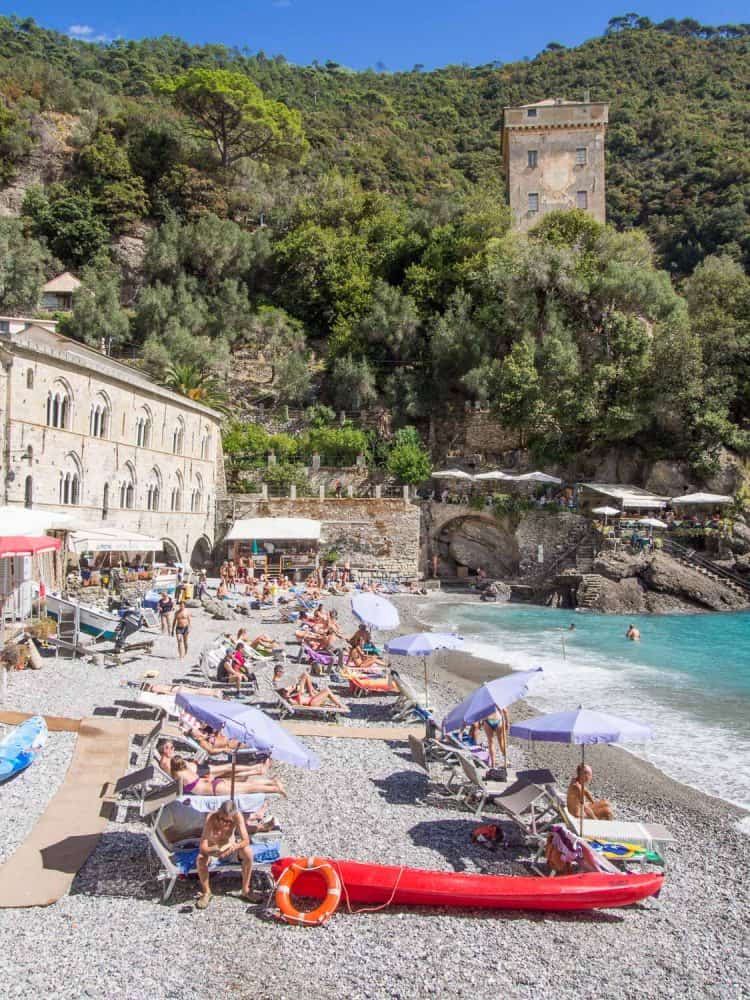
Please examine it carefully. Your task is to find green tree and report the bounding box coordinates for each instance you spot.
[163,361,228,411]
[158,69,307,169]
[22,185,110,269]
[387,441,431,484]
[489,339,547,448]
[328,355,378,411]
[59,267,130,350]
[0,220,54,313]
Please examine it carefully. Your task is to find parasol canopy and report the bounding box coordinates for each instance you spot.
[385,632,464,657]
[431,469,474,480]
[176,692,319,770]
[0,536,61,558]
[591,506,621,516]
[636,517,667,529]
[351,593,400,631]
[671,492,732,505]
[442,668,543,734]
[510,707,652,745]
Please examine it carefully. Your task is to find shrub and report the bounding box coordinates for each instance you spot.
[387,442,432,484]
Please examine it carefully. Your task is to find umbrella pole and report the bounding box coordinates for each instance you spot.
[230,750,236,803]
[579,745,585,838]
[423,656,428,708]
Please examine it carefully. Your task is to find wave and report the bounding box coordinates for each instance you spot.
[421,601,750,816]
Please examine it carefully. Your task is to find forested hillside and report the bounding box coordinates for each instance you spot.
[0,14,749,477]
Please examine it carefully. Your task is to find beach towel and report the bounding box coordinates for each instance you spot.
[173,839,282,875]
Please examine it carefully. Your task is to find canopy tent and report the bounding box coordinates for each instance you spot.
[0,506,78,534]
[580,484,668,510]
[514,471,563,484]
[0,536,61,558]
[225,518,321,542]
[69,527,162,554]
[671,492,733,505]
[431,469,474,480]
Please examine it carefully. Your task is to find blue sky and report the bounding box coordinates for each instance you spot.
[14,2,750,70]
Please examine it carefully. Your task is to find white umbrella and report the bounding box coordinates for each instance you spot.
[474,470,514,481]
[671,492,732,505]
[637,517,667,529]
[592,505,621,526]
[515,471,563,484]
[431,469,474,480]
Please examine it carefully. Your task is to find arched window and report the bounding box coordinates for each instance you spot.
[24,475,33,508]
[58,454,82,506]
[119,462,136,509]
[26,369,34,389]
[190,472,204,513]
[172,417,185,456]
[46,380,72,429]
[102,483,110,520]
[200,427,212,460]
[135,406,153,448]
[89,392,111,439]
[146,467,162,512]
[170,470,183,512]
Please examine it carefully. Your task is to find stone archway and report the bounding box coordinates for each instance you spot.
[436,514,520,578]
[159,538,182,565]
[190,535,212,570]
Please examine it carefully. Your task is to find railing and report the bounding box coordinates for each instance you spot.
[522,531,592,586]
[662,538,750,595]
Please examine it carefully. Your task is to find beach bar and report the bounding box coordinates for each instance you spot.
[225,517,321,579]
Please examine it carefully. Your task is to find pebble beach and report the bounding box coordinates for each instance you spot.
[0,592,749,1000]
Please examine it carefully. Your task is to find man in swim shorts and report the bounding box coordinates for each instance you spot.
[566,764,613,820]
[626,623,641,641]
[174,601,191,659]
[197,801,253,909]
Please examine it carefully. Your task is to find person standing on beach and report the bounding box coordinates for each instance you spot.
[196,801,253,909]
[157,591,174,634]
[174,601,191,659]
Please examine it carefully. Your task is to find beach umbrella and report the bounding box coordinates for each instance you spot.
[351,593,400,631]
[510,707,652,835]
[431,469,474,480]
[515,471,563,484]
[637,517,667,529]
[671,492,732,505]
[591,505,620,526]
[474,470,514,481]
[442,668,544,768]
[385,632,465,706]
[176,692,319,798]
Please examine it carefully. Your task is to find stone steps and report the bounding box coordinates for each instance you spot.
[576,573,602,609]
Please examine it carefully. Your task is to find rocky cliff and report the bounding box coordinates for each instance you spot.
[573,549,749,614]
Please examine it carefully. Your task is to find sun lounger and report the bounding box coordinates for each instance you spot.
[145,789,284,901]
[456,757,559,837]
[272,689,350,723]
[197,652,258,697]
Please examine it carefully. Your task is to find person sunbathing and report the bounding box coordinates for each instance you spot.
[189,724,244,755]
[157,739,270,781]
[347,637,383,671]
[273,666,347,710]
[170,755,286,797]
[566,764,613,820]
[217,652,250,694]
[196,801,254,909]
[121,680,223,699]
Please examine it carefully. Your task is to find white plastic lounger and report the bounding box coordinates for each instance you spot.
[273,690,349,722]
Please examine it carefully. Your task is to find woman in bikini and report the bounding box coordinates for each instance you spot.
[170,756,286,797]
[481,708,509,769]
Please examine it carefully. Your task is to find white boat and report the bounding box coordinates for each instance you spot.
[44,592,122,641]
[151,565,179,592]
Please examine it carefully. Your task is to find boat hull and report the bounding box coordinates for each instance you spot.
[45,593,121,641]
[271,857,664,912]
[0,716,48,783]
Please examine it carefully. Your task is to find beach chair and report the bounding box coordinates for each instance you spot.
[144,788,284,902]
[272,688,350,723]
[391,671,430,722]
[197,652,258,697]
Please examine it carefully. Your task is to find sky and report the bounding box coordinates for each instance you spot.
[12,2,750,71]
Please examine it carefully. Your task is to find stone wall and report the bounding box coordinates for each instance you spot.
[218,496,421,579]
[515,510,590,577]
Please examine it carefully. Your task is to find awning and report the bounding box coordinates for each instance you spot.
[0,506,79,534]
[225,518,321,542]
[0,536,61,558]
[70,527,163,553]
[671,492,733,505]
[581,484,668,509]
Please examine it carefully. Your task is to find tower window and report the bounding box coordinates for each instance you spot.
[527,149,538,168]
[575,147,587,165]
[576,191,588,210]
[528,193,539,213]
[526,108,537,118]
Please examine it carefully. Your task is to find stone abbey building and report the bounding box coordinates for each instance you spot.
[0,318,223,566]
[503,96,608,230]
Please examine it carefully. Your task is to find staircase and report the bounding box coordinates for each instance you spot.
[575,538,596,574]
[662,539,750,598]
[576,574,603,609]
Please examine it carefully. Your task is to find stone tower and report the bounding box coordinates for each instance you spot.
[502,96,609,231]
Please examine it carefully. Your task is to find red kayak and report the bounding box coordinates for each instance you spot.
[272,857,664,913]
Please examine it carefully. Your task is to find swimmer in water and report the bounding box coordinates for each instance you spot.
[626,623,641,641]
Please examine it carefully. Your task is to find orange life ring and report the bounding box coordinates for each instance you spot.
[275,857,341,926]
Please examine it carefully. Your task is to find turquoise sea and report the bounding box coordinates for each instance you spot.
[421,602,750,814]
